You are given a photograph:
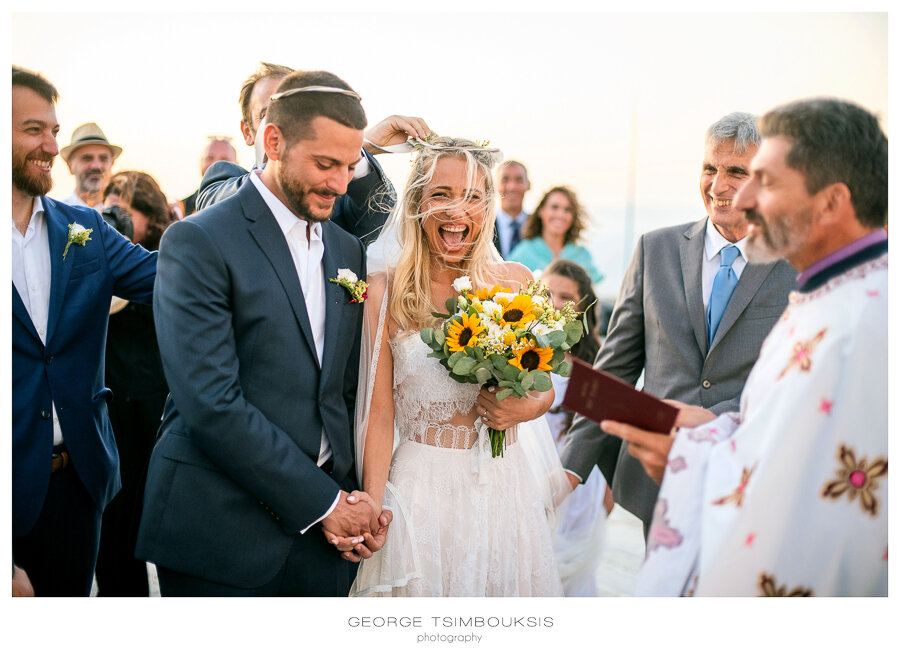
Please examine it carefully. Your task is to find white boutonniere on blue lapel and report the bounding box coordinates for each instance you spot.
[63,223,93,259]
[329,268,368,303]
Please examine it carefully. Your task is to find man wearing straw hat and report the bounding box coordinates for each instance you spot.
[59,121,122,211]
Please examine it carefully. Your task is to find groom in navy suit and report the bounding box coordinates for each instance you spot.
[12,67,158,596]
[137,70,392,596]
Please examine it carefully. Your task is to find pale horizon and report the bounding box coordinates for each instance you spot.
[11,10,887,295]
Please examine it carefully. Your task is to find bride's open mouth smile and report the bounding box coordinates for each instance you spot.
[438,223,471,252]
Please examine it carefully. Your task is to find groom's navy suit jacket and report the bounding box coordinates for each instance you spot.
[13,198,157,537]
[136,181,366,591]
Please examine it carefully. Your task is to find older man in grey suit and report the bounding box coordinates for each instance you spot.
[561,112,797,538]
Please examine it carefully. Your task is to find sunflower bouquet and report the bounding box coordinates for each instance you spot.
[420,276,587,457]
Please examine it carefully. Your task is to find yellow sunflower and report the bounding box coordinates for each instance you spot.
[498,295,536,327]
[509,339,554,371]
[475,285,511,301]
[446,313,486,352]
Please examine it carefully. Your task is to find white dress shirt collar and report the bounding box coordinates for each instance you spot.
[249,171,323,242]
[704,218,748,262]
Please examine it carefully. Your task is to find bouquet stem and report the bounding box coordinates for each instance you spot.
[488,427,505,458]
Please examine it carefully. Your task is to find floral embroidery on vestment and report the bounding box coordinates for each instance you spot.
[821,445,887,517]
[777,328,827,379]
[711,465,756,508]
[646,499,683,554]
[758,573,813,597]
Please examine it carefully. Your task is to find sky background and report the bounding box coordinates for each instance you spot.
[6,4,896,646]
[11,9,888,297]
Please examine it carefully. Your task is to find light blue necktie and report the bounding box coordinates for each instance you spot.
[707,245,740,347]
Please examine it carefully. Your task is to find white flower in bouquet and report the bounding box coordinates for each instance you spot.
[480,300,503,322]
[452,275,472,293]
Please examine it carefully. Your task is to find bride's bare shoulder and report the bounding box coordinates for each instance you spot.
[488,261,534,288]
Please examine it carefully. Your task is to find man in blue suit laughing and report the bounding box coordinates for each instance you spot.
[12,66,158,596]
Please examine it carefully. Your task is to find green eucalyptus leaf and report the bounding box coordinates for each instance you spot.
[474,366,493,384]
[564,320,584,344]
[448,351,466,366]
[420,328,434,345]
[502,364,520,382]
[534,332,550,349]
[434,329,445,346]
[556,361,572,377]
[546,330,567,348]
[532,370,552,392]
[490,354,509,371]
[496,388,514,401]
[520,372,535,391]
[453,357,478,376]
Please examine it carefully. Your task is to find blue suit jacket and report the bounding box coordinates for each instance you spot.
[195,149,392,247]
[12,197,157,537]
[136,181,366,590]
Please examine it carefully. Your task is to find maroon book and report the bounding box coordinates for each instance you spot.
[561,358,679,433]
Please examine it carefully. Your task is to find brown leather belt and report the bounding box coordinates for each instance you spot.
[51,448,70,473]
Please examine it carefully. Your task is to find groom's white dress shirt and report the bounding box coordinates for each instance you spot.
[249,172,340,530]
[12,197,64,446]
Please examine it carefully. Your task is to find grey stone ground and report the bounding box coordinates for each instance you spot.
[94,505,644,598]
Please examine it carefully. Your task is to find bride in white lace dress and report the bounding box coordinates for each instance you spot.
[346,138,567,597]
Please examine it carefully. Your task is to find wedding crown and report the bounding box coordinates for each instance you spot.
[409,136,499,153]
[270,86,362,102]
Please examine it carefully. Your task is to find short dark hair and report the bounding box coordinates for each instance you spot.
[265,70,367,145]
[12,65,58,104]
[499,159,529,180]
[758,98,888,228]
[239,62,295,128]
[522,185,587,245]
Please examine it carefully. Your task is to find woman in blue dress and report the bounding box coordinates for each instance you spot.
[508,186,603,284]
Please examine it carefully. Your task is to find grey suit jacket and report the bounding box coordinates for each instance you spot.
[560,218,797,527]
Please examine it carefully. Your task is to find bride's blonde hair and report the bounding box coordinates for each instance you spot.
[389,137,502,330]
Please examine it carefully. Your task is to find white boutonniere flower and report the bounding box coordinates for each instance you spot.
[63,223,93,259]
[329,268,368,303]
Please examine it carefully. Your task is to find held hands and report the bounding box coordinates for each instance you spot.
[363,115,433,154]
[322,491,393,562]
[600,402,715,485]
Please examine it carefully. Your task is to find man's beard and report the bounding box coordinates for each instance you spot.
[12,153,53,197]
[744,208,810,265]
[277,165,337,223]
[77,169,107,194]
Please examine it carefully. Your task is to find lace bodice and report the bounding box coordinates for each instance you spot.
[390,332,482,449]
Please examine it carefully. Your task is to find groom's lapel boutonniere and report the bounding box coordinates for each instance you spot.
[63,223,94,259]
[329,268,368,303]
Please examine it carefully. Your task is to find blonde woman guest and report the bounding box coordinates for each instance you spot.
[343,138,568,597]
[508,186,603,283]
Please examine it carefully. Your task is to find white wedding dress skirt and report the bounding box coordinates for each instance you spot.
[350,333,564,597]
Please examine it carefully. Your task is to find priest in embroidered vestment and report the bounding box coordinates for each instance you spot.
[601,97,887,597]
